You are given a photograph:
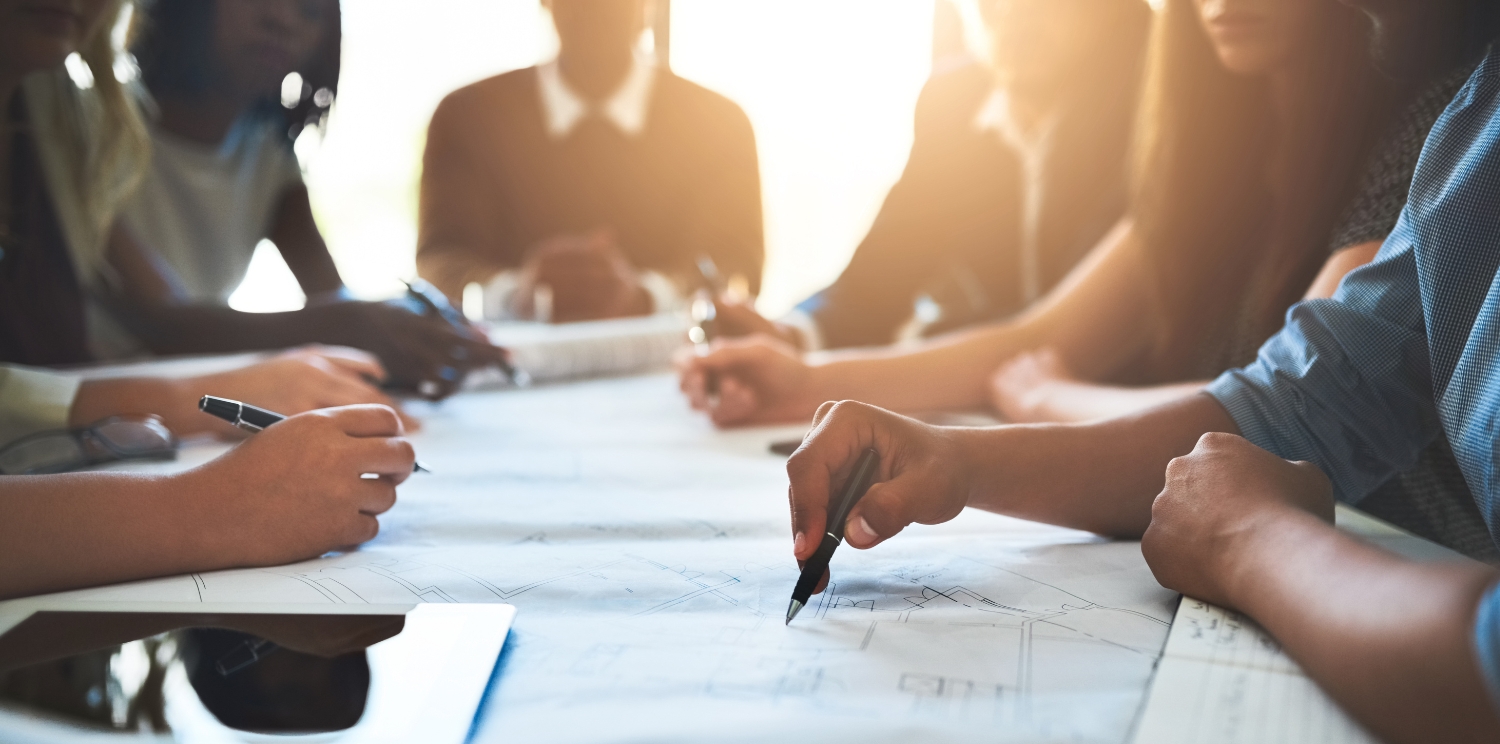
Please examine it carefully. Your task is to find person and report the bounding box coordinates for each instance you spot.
[0,0,413,602]
[714,0,1150,351]
[87,0,506,399]
[780,3,1500,740]
[679,0,1393,426]
[119,0,345,306]
[416,0,763,323]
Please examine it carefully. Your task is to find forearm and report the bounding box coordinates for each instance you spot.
[0,473,223,599]
[1230,512,1500,743]
[811,320,1047,411]
[1032,380,1210,424]
[963,393,1238,536]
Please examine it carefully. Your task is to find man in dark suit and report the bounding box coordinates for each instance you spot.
[720,0,1150,350]
[417,0,763,323]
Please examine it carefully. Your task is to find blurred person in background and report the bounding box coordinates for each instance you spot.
[0,0,414,603]
[93,0,507,400]
[121,0,345,309]
[714,0,1151,351]
[417,0,763,323]
[681,0,1397,429]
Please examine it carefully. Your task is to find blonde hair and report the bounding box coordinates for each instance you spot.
[23,0,150,283]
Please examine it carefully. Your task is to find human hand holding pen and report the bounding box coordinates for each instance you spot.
[785,401,975,593]
[173,405,414,567]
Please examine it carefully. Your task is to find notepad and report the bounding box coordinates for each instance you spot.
[470,313,690,386]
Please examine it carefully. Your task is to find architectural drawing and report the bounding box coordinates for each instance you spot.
[32,375,1179,743]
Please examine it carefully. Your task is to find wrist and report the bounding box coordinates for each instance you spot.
[1218,502,1322,611]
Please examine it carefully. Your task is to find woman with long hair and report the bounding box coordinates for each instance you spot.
[679,0,1394,427]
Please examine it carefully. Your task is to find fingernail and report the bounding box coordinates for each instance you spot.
[793,531,807,555]
[847,516,878,546]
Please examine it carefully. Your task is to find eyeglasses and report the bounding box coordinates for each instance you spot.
[0,416,179,476]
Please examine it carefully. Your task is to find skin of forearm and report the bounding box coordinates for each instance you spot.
[1037,380,1211,424]
[1230,510,1500,743]
[71,377,204,437]
[808,222,1156,413]
[960,394,1239,537]
[0,472,222,600]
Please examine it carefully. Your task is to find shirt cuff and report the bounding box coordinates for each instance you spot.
[778,308,825,352]
[1205,368,1278,452]
[1475,581,1500,713]
[0,365,82,447]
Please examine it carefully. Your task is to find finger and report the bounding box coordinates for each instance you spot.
[340,514,381,548]
[353,477,399,516]
[710,377,757,427]
[843,478,922,549]
[348,436,416,482]
[320,404,405,438]
[809,400,838,429]
[317,347,390,382]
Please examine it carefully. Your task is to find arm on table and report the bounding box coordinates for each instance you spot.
[682,219,1159,425]
[0,405,412,600]
[782,393,1237,577]
[1144,433,1500,744]
[985,240,1387,424]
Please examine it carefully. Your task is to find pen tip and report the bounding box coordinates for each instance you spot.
[785,599,803,625]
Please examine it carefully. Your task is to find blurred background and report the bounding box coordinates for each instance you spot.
[230,0,958,317]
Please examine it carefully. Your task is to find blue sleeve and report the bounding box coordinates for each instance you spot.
[1205,56,1500,504]
[1476,583,1500,712]
[1205,224,1441,503]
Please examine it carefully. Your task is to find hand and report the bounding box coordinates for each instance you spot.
[674,335,822,426]
[511,230,652,323]
[711,299,805,349]
[1142,432,1334,608]
[319,301,510,400]
[175,405,414,568]
[988,348,1076,423]
[184,346,420,435]
[787,401,974,593]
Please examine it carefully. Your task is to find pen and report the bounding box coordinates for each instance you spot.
[403,279,529,387]
[199,396,431,473]
[688,291,720,401]
[785,447,881,625]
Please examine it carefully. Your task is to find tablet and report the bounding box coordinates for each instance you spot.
[0,602,515,743]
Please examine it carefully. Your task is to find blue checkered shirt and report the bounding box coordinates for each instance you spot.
[1206,48,1500,707]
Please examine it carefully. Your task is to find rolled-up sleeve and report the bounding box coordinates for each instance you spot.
[1207,60,1500,505]
[1206,235,1440,503]
[0,365,81,447]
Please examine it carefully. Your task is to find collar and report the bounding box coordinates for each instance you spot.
[536,53,656,139]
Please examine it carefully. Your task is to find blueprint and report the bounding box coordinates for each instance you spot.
[31,374,1178,743]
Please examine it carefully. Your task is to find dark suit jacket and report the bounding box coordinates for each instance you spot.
[418,66,764,297]
[800,58,1141,349]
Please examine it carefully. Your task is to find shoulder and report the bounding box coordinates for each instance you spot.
[916,60,992,109]
[653,71,750,127]
[432,67,538,125]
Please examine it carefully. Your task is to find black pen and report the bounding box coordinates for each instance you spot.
[199,396,430,473]
[786,447,881,624]
[403,279,528,387]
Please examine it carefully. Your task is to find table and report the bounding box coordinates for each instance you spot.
[7,373,1184,743]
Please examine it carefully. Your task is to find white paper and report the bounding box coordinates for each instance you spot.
[1132,599,1378,744]
[29,374,1178,743]
[474,314,690,385]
